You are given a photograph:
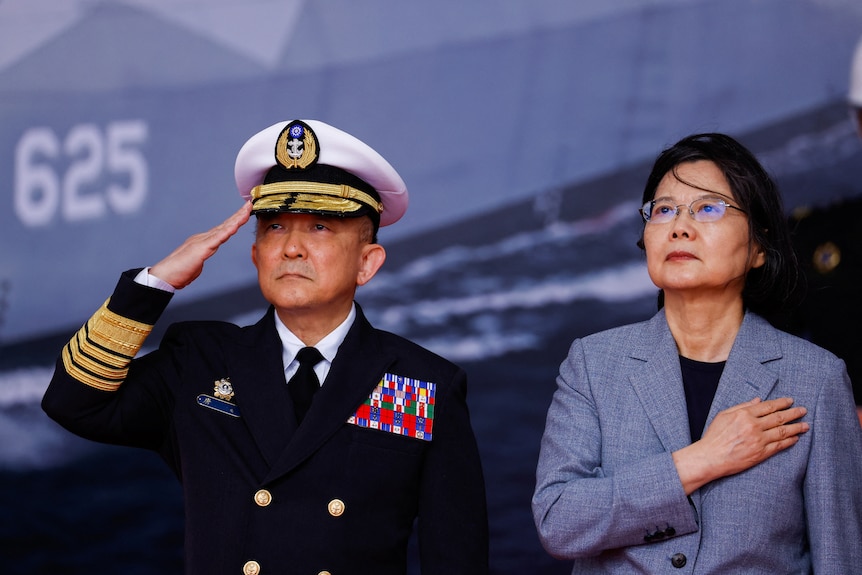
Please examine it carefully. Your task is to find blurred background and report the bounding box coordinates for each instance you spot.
[1,1,861,573]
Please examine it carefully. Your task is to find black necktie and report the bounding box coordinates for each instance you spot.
[288,347,324,423]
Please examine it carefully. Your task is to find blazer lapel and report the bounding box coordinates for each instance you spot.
[226,307,298,468]
[628,311,782,446]
[263,306,395,483]
[706,312,781,425]
[627,310,693,453]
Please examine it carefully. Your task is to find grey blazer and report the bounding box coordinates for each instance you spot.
[533,309,862,574]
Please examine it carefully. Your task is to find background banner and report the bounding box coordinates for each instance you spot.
[1,1,860,572]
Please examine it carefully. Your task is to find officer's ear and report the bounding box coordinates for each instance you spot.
[357,243,386,287]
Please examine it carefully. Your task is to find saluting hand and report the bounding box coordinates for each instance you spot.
[150,202,252,289]
[673,397,809,495]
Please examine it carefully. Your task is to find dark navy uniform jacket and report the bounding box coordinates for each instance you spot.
[43,270,489,575]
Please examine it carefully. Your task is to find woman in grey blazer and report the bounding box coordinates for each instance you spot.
[533,133,862,573]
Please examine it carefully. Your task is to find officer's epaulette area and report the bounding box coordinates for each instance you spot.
[347,373,436,440]
[61,298,153,391]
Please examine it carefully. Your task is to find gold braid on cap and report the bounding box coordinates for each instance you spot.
[61,299,153,391]
[250,181,383,215]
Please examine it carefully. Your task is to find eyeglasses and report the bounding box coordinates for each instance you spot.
[640,197,745,225]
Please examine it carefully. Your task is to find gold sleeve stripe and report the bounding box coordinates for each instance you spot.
[62,327,129,384]
[61,299,154,392]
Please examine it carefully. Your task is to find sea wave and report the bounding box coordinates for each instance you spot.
[366,200,642,289]
[759,119,861,176]
[0,367,99,470]
[372,261,652,329]
[0,366,53,408]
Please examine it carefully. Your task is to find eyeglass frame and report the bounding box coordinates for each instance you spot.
[640,193,746,224]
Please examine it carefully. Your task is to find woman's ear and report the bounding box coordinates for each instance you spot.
[751,244,766,269]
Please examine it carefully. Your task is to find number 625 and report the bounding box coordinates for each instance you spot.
[14,120,148,227]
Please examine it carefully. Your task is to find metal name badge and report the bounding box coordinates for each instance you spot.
[197,394,241,418]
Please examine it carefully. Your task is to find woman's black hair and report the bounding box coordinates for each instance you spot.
[637,133,800,322]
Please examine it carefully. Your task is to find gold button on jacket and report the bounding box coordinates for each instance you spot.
[328,499,345,517]
[254,489,272,507]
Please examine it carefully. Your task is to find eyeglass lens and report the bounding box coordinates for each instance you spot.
[642,198,730,224]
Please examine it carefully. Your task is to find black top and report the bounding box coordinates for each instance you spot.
[680,355,724,441]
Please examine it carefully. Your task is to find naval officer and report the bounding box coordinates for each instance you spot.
[43,119,490,574]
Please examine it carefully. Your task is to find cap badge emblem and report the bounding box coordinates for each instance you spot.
[275,120,319,170]
[213,377,235,401]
